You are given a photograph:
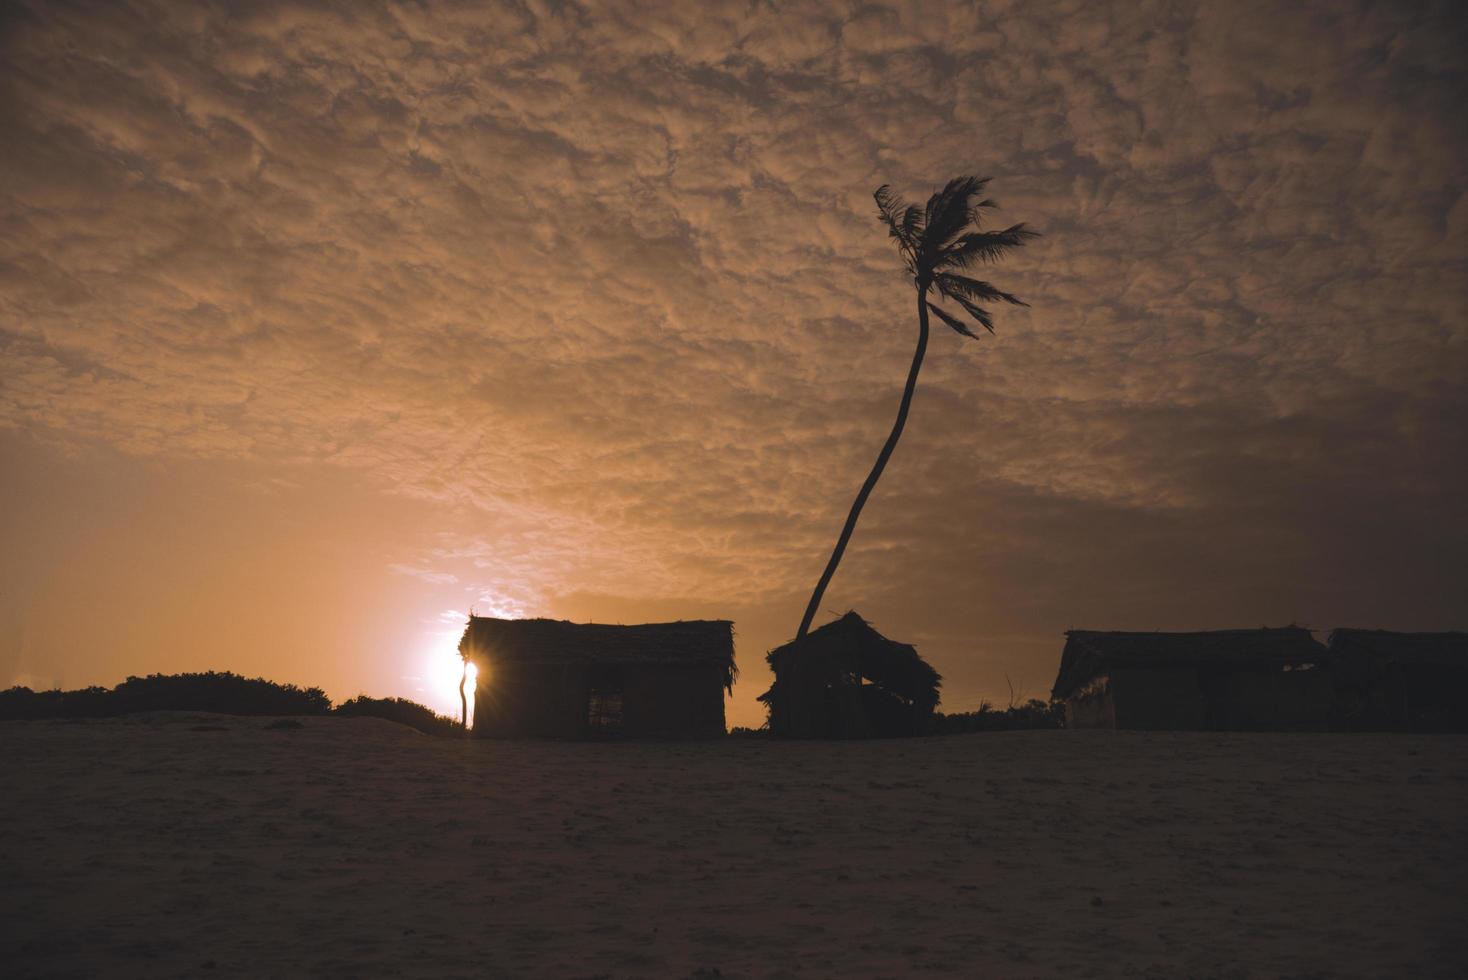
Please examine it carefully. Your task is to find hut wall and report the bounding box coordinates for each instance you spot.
[620,662,726,737]
[476,661,727,738]
[1111,668,1205,730]
[1096,665,1332,732]
[474,662,589,737]
[773,678,926,739]
[860,684,929,737]
[1395,663,1468,732]
[1202,667,1332,731]
[774,675,877,739]
[1272,668,1335,730]
[772,657,839,738]
[1064,676,1117,729]
[1327,648,1367,729]
[1341,662,1468,732]
[831,682,874,738]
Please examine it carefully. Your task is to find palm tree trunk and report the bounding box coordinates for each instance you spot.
[796,284,930,639]
[459,659,469,731]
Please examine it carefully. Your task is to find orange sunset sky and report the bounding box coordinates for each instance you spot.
[2,1,1465,728]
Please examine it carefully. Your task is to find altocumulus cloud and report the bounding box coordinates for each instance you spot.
[2,1,1465,699]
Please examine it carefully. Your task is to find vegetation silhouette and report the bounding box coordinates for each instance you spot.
[796,177,1037,640]
[334,695,463,737]
[930,699,1064,734]
[0,673,461,736]
[0,672,329,718]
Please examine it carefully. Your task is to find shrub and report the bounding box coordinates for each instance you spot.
[929,698,1064,735]
[0,686,47,720]
[332,695,463,737]
[0,672,330,720]
[111,672,331,716]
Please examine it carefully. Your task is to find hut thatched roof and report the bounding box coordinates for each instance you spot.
[1051,627,1325,700]
[1327,628,1468,665]
[760,612,941,710]
[458,617,737,691]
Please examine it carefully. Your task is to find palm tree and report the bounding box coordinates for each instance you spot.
[459,658,469,731]
[795,176,1037,640]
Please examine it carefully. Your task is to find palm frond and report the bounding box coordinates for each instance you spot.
[966,198,998,232]
[900,203,925,244]
[874,175,1035,339]
[935,272,1027,307]
[937,223,1039,270]
[920,176,991,255]
[926,301,980,339]
[874,184,913,249]
[949,294,997,334]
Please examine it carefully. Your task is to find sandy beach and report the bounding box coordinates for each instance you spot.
[3,715,1465,978]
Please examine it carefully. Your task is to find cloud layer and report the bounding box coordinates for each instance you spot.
[3,0,1465,710]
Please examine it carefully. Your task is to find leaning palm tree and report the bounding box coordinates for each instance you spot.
[795,176,1037,640]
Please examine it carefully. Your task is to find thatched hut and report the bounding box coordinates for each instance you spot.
[1327,629,1467,732]
[1051,628,1330,731]
[759,612,940,738]
[458,617,735,738]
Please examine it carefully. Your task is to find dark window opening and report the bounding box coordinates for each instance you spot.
[587,666,624,736]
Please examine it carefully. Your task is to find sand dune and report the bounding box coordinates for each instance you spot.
[2,715,1465,978]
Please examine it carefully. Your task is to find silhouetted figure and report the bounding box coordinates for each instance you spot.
[796,177,1037,640]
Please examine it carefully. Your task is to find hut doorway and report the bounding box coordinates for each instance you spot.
[586,665,624,736]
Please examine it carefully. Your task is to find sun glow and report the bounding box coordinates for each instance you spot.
[419,629,479,724]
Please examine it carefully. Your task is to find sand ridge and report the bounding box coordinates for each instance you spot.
[2,715,1465,978]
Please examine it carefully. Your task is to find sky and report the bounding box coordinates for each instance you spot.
[2,0,1465,727]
